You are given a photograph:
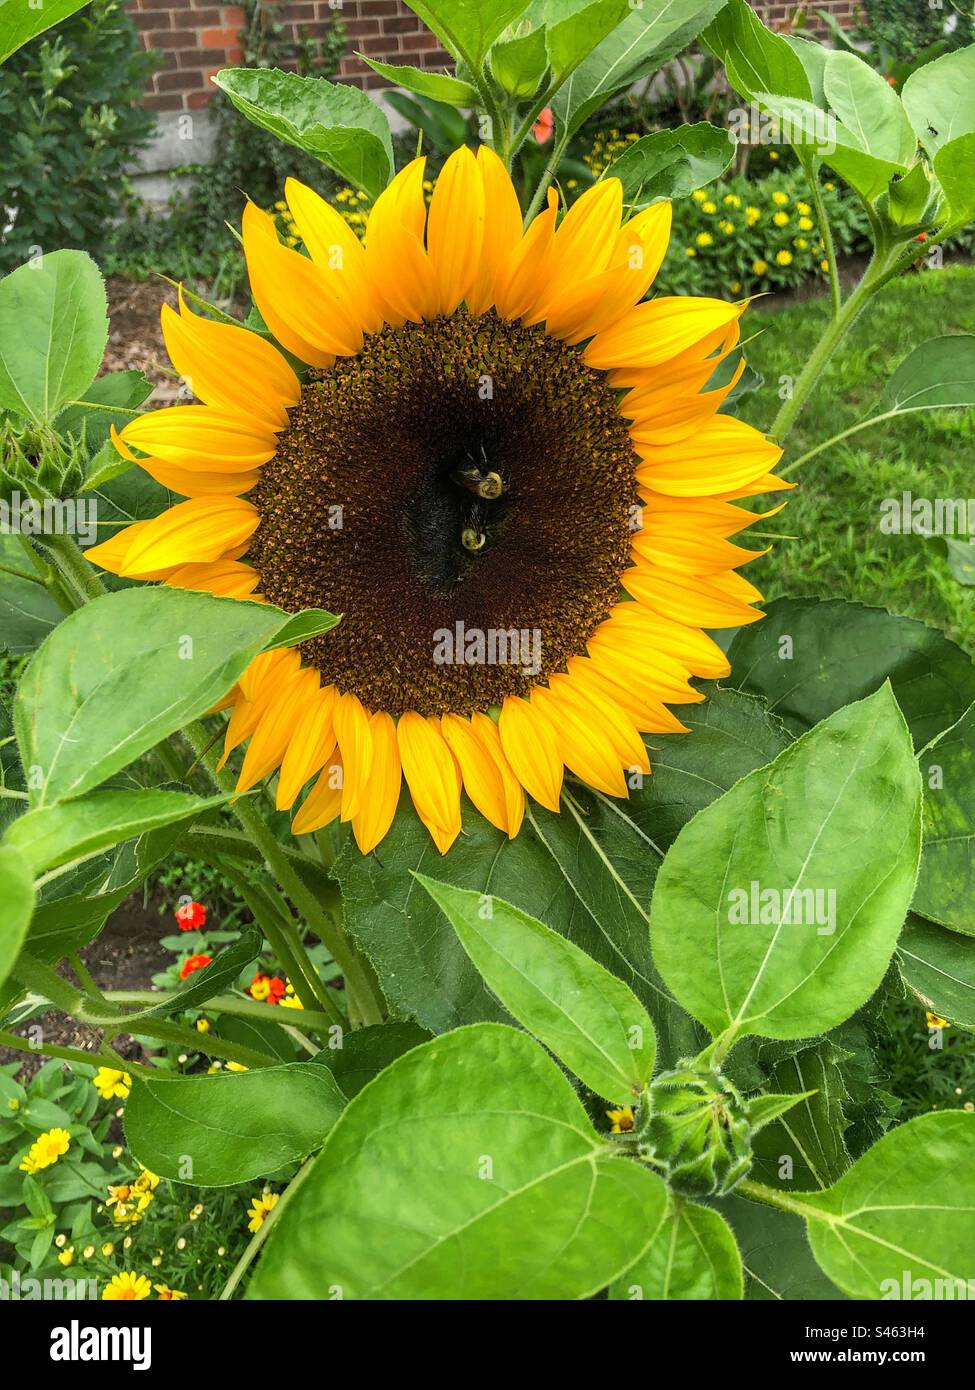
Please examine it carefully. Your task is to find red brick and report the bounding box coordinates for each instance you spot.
[201,26,240,46]
[146,27,198,46]
[187,90,214,108]
[157,69,205,90]
[145,93,184,110]
[384,14,420,34]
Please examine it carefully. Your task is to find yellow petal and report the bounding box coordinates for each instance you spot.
[333,691,374,821]
[242,202,356,363]
[275,684,339,810]
[470,712,525,838]
[585,296,744,371]
[622,565,764,628]
[166,558,262,599]
[466,146,523,315]
[110,497,259,578]
[365,158,438,325]
[530,178,623,313]
[426,145,484,315]
[498,695,563,812]
[531,685,628,797]
[636,415,783,497]
[84,521,179,581]
[351,712,402,854]
[550,671,650,774]
[397,711,461,854]
[291,756,345,836]
[284,177,383,334]
[118,404,278,472]
[493,188,559,321]
[441,712,510,834]
[139,457,261,498]
[161,292,300,429]
[237,668,321,792]
[219,650,303,768]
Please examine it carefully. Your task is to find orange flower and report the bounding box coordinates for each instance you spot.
[175,900,207,931]
[532,106,554,143]
[180,953,212,980]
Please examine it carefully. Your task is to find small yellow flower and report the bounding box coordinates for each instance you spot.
[746,205,761,224]
[190,1203,204,1220]
[730,280,741,293]
[607,1105,636,1134]
[226,1061,249,1073]
[685,247,697,257]
[696,231,713,247]
[820,259,830,272]
[102,1271,152,1302]
[772,211,789,227]
[722,193,741,208]
[93,1068,131,1101]
[927,1011,949,1029]
[691,189,706,202]
[20,1127,71,1174]
[719,219,735,235]
[796,200,811,215]
[824,180,834,188]
[154,1284,188,1301]
[151,1255,162,1267]
[776,249,794,266]
[246,1192,280,1234]
[101,1243,115,1257]
[249,976,272,1002]
[701,200,717,214]
[772,191,789,205]
[752,258,768,276]
[207,1062,222,1074]
[196,1018,211,1033]
[278,993,304,1010]
[794,237,809,249]
[769,150,779,160]
[798,216,814,231]
[58,1247,74,1267]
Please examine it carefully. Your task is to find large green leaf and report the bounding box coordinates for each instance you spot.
[213,69,393,199]
[249,1023,668,1299]
[753,92,908,201]
[0,251,107,424]
[542,0,631,83]
[407,0,532,71]
[727,597,975,749]
[416,876,656,1103]
[902,43,975,158]
[0,0,92,66]
[822,50,916,169]
[4,788,229,876]
[651,686,922,1042]
[914,703,975,934]
[322,1021,432,1099]
[701,0,810,105]
[605,122,735,207]
[877,334,975,415]
[15,587,338,807]
[552,0,727,139]
[0,844,34,991]
[124,1062,346,1186]
[899,914,975,1028]
[749,1042,851,1189]
[610,1198,743,1300]
[721,1196,843,1300]
[930,131,975,228]
[0,538,63,655]
[338,686,786,1064]
[802,1111,975,1298]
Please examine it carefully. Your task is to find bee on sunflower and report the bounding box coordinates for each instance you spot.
[85,147,786,857]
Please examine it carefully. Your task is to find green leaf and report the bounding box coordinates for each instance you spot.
[727,597,975,750]
[822,51,916,169]
[610,1198,743,1300]
[338,686,786,1065]
[406,0,532,72]
[748,1042,852,1189]
[887,161,935,228]
[802,1110,975,1298]
[753,92,907,201]
[15,587,338,807]
[359,59,478,107]
[4,789,229,876]
[415,875,656,1102]
[877,334,975,415]
[899,914,975,1028]
[746,1090,816,1135]
[0,844,34,991]
[914,703,975,934]
[384,90,468,153]
[701,0,811,105]
[604,122,735,207]
[123,1061,346,1186]
[931,132,975,228]
[56,371,153,457]
[134,927,263,1021]
[721,1195,843,1299]
[213,69,393,199]
[902,43,975,159]
[249,1023,668,1299]
[0,538,62,656]
[552,0,727,139]
[0,251,107,424]
[542,0,631,83]
[0,0,92,65]
[782,34,829,107]
[322,1021,432,1099]
[489,23,548,98]
[651,686,922,1042]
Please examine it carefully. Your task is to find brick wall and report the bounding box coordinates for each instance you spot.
[136,0,860,114]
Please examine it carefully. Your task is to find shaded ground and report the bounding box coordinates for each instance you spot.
[104,276,180,403]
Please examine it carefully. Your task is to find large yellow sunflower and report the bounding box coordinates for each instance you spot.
[86,146,787,856]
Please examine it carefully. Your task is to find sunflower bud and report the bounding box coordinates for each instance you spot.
[642,1060,753,1197]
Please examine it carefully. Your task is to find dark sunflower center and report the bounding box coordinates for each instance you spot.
[249,309,637,717]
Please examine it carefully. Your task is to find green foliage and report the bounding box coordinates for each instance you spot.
[0,0,157,272]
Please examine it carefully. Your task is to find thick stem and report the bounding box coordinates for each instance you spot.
[105,989,339,1035]
[801,155,842,319]
[736,1177,829,1223]
[523,131,569,225]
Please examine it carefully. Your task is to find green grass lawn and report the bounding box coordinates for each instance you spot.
[745,264,975,653]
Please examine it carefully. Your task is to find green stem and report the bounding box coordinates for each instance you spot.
[801,155,842,319]
[219,1155,315,1300]
[523,131,569,225]
[34,532,105,605]
[0,1028,156,1079]
[105,989,339,1036]
[0,559,48,586]
[781,407,908,476]
[737,1177,828,1223]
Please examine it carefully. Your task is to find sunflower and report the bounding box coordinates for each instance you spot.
[86,147,787,856]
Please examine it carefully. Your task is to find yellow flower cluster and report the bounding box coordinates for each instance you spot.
[583,127,640,178]
[20,1127,70,1174]
[106,1168,160,1225]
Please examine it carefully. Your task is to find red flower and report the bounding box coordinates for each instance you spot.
[180,953,212,980]
[267,978,286,1004]
[532,106,554,143]
[175,901,207,932]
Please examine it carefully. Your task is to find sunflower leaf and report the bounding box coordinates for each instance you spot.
[899,913,975,1028]
[609,1198,743,1301]
[0,844,35,993]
